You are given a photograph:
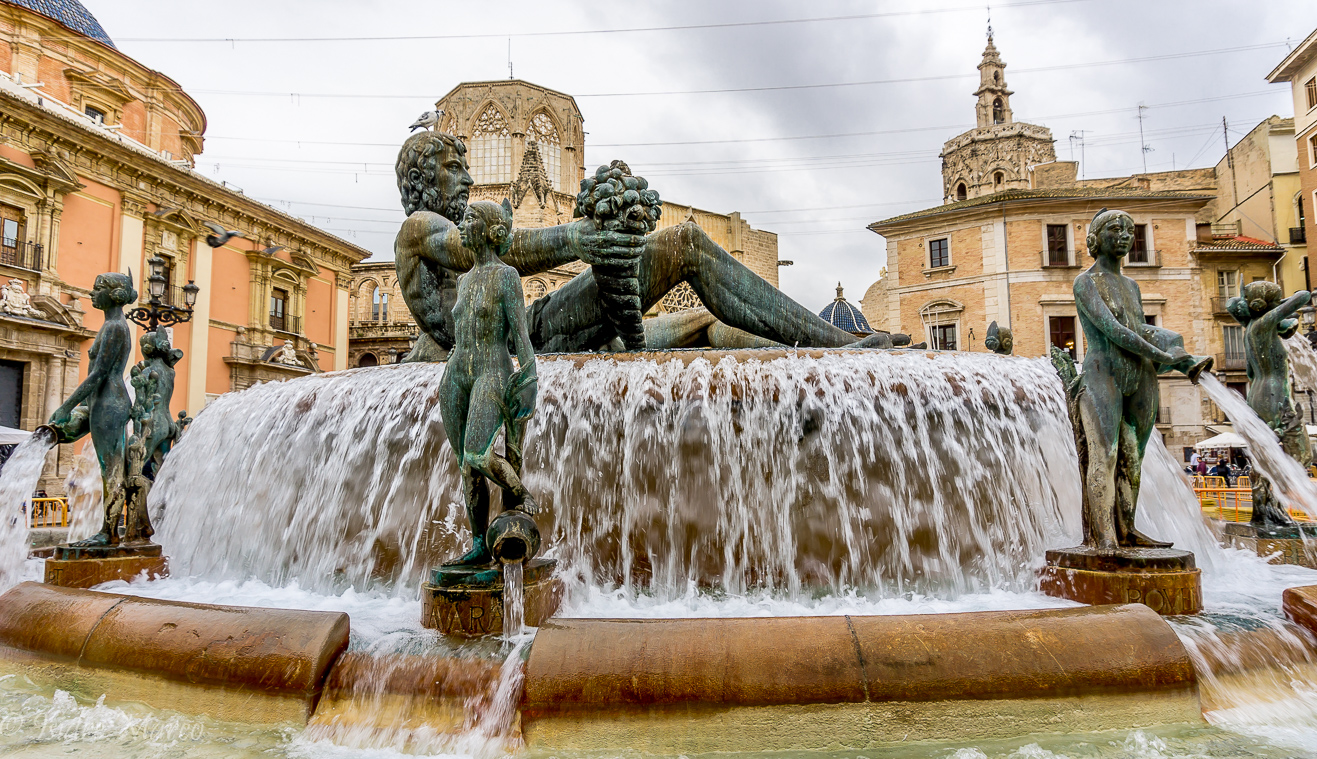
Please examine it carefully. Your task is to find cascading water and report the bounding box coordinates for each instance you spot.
[150,351,1081,601]
[63,442,101,543]
[503,563,524,640]
[0,433,54,592]
[1199,373,1317,520]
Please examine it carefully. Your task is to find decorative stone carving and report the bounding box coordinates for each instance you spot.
[1,278,44,318]
[511,142,552,209]
[659,281,703,314]
[272,341,300,366]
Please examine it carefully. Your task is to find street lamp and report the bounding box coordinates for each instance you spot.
[127,256,200,332]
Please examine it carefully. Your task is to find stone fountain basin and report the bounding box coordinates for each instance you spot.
[0,582,348,723]
[0,581,1211,750]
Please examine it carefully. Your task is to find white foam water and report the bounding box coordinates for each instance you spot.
[63,441,102,543]
[1199,373,1317,520]
[150,352,1080,602]
[0,434,54,592]
[502,563,524,641]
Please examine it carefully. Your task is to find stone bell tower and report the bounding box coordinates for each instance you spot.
[939,35,1056,203]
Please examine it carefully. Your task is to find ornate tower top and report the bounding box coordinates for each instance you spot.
[974,36,1013,129]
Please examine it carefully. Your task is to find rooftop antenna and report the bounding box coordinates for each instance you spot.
[1070,130,1088,179]
[508,37,513,79]
[986,2,992,39]
[1137,104,1152,174]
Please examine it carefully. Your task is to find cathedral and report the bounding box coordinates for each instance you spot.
[938,36,1057,202]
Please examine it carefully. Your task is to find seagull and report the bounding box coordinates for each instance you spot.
[202,221,245,248]
[409,109,444,132]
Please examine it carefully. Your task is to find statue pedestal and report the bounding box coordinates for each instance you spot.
[43,542,169,589]
[1223,523,1317,568]
[1039,546,1201,616]
[420,558,561,637]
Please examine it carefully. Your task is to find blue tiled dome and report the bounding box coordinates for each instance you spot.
[7,0,116,49]
[819,284,873,335]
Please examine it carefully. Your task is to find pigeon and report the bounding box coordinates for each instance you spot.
[409,109,443,132]
[260,245,286,256]
[203,221,245,248]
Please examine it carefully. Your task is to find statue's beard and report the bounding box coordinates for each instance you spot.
[438,191,467,224]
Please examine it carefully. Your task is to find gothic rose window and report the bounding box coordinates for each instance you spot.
[529,112,562,191]
[471,104,512,184]
[660,281,703,313]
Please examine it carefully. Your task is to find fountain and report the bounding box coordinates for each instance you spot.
[4,145,1317,757]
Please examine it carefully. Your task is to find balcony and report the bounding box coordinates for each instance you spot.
[1211,297,1238,316]
[1124,248,1161,267]
[1039,249,1078,268]
[1156,406,1172,425]
[1217,352,1246,371]
[270,314,302,335]
[1293,227,1307,245]
[0,240,43,271]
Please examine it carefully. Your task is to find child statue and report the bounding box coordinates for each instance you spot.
[44,272,137,547]
[439,199,539,567]
[1227,281,1311,528]
[136,328,188,480]
[1052,208,1211,552]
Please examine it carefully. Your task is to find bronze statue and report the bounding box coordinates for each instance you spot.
[1227,282,1311,528]
[136,328,188,480]
[44,273,137,547]
[1051,209,1211,552]
[393,131,893,358]
[985,321,1014,355]
[438,199,539,567]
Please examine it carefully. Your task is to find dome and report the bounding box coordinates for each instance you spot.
[7,0,116,49]
[819,284,873,336]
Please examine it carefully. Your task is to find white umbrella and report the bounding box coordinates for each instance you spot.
[1194,432,1249,451]
[0,426,30,445]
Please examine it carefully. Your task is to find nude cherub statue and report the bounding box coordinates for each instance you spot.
[1052,208,1211,552]
[1227,281,1311,528]
[44,272,137,547]
[438,199,539,567]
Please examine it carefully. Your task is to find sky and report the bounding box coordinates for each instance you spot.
[82,0,1317,312]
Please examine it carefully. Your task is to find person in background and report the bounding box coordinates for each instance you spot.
[1210,459,1233,486]
[1197,456,1209,476]
[1189,450,1201,470]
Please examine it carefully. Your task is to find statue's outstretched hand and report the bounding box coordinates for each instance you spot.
[575,220,645,269]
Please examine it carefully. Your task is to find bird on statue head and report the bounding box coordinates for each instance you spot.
[202,221,245,249]
[409,109,444,132]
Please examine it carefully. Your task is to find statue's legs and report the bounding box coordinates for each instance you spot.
[460,375,538,514]
[643,223,858,348]
[438,363,494,566]
[71,428,126,548]
[1114,374,1172,548]
[1077,373,1121,551]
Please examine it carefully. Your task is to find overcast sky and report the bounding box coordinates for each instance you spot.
[83,0,1316,311]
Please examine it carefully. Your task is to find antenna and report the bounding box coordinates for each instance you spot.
[508,37,513,79]
[1070,130,1088,179]
[986,2,992,39]
[1137,104,1152,174]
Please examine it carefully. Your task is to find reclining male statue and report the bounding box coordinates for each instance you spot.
[394,130,910,357]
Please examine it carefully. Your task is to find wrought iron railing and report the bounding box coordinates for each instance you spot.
[1217,351,1246,371]
[0,240,43,271]
[1210,297,1237,316]
[271,314,302,335]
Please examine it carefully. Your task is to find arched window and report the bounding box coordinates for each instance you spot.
[955,182,967,201]
[470,104,512,184]
[529,112,562,191]
[372,286,388,321]
[994,171,1004,187]
[993,71,1001,84]
[524,278,548,304]
[358,353,378,367]
[992,98,1005,124]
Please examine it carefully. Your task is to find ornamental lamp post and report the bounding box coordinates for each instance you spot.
[128,255,201,333]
